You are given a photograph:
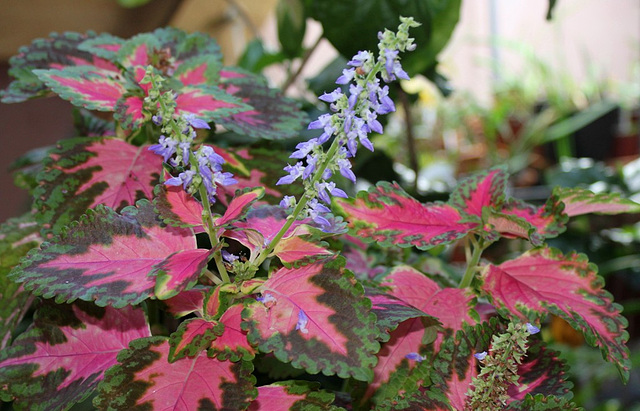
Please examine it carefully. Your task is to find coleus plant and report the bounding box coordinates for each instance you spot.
[0,18,636,411]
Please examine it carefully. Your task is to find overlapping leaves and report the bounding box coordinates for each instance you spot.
[0,301,150,410]
[242,257,379,382]
[481,247,630,381]
[11,200,210,307]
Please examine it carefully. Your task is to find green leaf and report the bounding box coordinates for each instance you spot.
[277,0,307,58]
[0,213,41,349]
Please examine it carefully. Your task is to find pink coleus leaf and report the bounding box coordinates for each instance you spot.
[490,197,568,243]
[505,341,573,404]
[204,283,240,320]
[335,182,476,250]
[363,266,474,405]
[168,317,224,361]
[154,247,214,300]
[95,337,256,410]
[248,381,336,411]
[209,303,256,362]
[218,68,307,140]
[1,31,115,103]
[214,146,304,205]
[449,167,508,216]
[154,183,205,230]
[553,186,640,216]
[175,85,250,122]
[0,301,150,410]
[164,287,208,318]
[11,200,204,308]
[481,246,631,382]
[242,257,379,382]
[34,66,127,111]
[365,287,433,343]
[273,234,334,268]
[34,137,162,234]
[174,55,222,86]
[215,187,265,227]
[0,213,41,349]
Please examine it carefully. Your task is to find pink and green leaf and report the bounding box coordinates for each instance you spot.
[481,246,631,381]
[218,68,307,140]
[164,287,208,318]
[449,167,508,217]
[34,137,162,234]
[491,197,568,242]
[0,213,41,349]
[248,381,336,411]
[335,182,476,250]
[242,257,379,382]
[175,85,250,122]
[174,55,222,86]
[95,337,256,410]
[365,287,433,342]
[168,318,224,361]
[0,301,150,410]
[34,66,127,111]
[11,200,202,308]
[363,266,474,404]
[153,247,214,300]
[273,234,334,268]
[553,186,640,217]
[215,187,265,228]
[209,303,256,362]
[1,31,114,103]
[154,182,205,230]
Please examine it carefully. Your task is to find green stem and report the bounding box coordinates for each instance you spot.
[459,236,484,288]
[204,269,223,285]
[197,182,231,284]
[255,138,342,267]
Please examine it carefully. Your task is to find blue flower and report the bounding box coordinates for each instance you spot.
[474,351,488,361]
[526,323,540,335]
[405,352,426,362]
[184,113,211,129]
[296,310,309,334]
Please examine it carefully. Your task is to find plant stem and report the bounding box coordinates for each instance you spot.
[204,269,223,285]
[255,137,342,267]
[282,33,323,93]
[459,236,484,288]
[197,183,231,284]
[398,87,419,192]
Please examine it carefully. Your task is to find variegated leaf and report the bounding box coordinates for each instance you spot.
[248,381,337,411]
[449,167,508,217]
[168,317,224,361]
[0,301,150,410]
[335,182,476,250]
[35,137,162,234]
[553,186,640,216]
[11,201,204,308]
[242,257,379,382]
[218,68,307,140]
[209,303,256,362]
[95,337,256,410]
[0,213,41,349]
[481,247,630,382]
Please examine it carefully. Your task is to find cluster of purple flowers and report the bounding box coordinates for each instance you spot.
[149,114,236,203]
[277,17,419,226]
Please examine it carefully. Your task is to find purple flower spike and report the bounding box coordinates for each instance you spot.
[526,323,540,335]
[184,113,210,129]
[474,351,488,361]
[319,88,344,103]
[296,310,309,334]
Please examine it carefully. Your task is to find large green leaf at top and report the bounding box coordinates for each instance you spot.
[0,213,41,349]
[0,301,150,410]
[242,257,379,382]
[34,137,162,235]
[10,200,209,308]
[481,246,630,382]
[1,31,118,103]
[335,182,476,250]
[95,337,256,410]
[307,0,461,76]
